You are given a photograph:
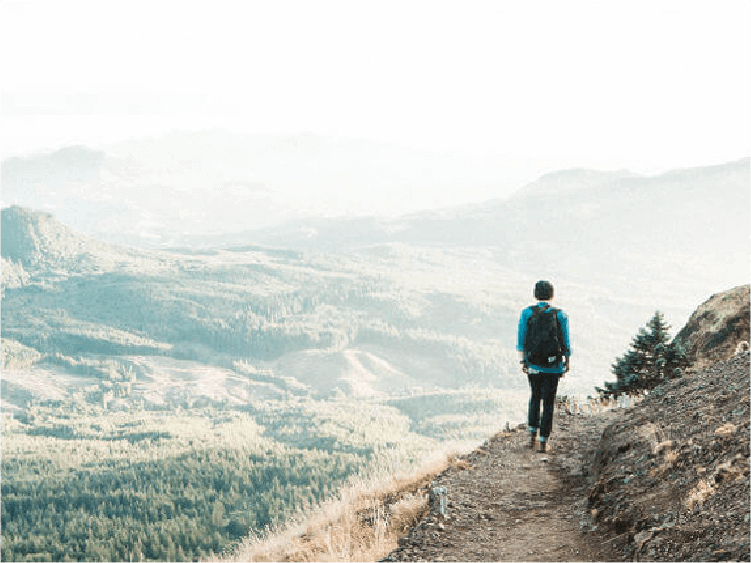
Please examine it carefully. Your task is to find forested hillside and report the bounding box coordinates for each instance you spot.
[2,205,668,400]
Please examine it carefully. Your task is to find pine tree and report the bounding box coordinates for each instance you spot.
[602,311,689,397]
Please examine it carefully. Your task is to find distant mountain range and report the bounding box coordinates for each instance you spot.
[3,134,747,284]
[249,157,749,249]
[2,137,748,363]
[224,157,750,302]
[1,146,749,400]
[1,131,538,248]
[3,138,748,313]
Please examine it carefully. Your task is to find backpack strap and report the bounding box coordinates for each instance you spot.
[548,306,565,355]
[531,303,550,316]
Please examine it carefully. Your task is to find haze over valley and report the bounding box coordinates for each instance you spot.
[1,135,748,561]
[2,137,748,406]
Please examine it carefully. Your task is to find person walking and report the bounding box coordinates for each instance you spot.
[517,280,571,453]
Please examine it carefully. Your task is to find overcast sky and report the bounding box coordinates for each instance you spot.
[2,0,750,176]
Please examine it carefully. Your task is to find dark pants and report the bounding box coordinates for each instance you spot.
[527,372,561,439]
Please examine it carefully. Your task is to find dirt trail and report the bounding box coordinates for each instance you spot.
[384,409,623,562]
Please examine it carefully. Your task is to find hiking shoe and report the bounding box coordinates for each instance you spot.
[538,441,547,453]
[528,434,536,449]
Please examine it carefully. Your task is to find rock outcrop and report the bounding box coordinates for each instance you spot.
[674,284,750,371]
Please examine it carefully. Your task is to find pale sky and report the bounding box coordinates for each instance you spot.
[1,0,750,175]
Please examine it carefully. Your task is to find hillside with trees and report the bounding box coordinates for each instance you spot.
[2,205,669,402]
[1,153,748,561]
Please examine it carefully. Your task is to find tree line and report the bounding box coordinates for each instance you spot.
[2,446,366,561]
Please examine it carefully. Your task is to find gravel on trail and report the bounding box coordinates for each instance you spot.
[383,352,750,562]
[383,406,623,561]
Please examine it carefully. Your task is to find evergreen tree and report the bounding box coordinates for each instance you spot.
[600,311,689,397]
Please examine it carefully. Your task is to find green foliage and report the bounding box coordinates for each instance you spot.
[601,311,689,397]
[0,389,504,562]
[2,449,363,562]
[2,235,676,399]
[1,407,367,562]
[0,245,529,393]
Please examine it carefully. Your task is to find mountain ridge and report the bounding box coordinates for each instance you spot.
[0,205,153,274]
[5,131,746,251]
[1,132,529,246]
[508,167,639,198]
[235,157,749,303]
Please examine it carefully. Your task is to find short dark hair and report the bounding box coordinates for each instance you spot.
[534,280,554,300]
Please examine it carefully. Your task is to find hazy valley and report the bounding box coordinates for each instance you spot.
[1,140,748,560]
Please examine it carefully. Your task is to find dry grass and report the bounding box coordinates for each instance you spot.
[218,446,468,562]
[223,396,645,561]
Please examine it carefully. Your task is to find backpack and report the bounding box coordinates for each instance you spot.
[524,304,563,368]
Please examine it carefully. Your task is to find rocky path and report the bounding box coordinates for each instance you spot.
[384,408,623,562]
[384,353,750,562]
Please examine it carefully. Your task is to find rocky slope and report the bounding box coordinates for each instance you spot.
[674,284,750,371]
[585,351,749,561]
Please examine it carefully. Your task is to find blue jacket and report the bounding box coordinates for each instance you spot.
[517,302,571,374]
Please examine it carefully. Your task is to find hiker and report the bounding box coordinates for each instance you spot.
[517,280,571,453]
